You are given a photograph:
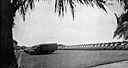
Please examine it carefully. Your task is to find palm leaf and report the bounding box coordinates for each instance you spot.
[114,13,120,25]
[12,0,36,20]
[113,12,128,40]
[117,0,128,11]
[11,0,128,20]
[54,0,107,19]
[11,0,108,20]
[95,0,107,13]
[11,0,128,40]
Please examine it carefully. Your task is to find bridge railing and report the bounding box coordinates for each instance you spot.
[58,41,128,50]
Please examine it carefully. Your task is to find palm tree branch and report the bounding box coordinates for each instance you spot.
[54,0,107,19]
[12,0,36,20]
[113,21,128,40]
[11,0,128,40]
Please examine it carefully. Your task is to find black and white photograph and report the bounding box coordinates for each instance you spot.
[1,0,128,68]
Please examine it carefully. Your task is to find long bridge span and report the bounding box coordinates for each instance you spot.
[58,41,128,50]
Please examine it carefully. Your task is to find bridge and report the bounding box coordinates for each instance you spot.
[58,41,128,50]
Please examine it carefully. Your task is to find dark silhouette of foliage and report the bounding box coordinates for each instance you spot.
[11,0,128,40]
[114,12,128,40]
[113,0,128,40]
[11,0,108,20]
[11,0,127,40]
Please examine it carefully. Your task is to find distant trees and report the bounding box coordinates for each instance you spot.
[14,45,27,51]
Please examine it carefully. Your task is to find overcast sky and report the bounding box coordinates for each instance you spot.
[13,0,123,46]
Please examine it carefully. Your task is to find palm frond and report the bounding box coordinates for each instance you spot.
[113,12,128,40]
[11,0,128,40]
[119,12,128,24]
[94,0,107,13]
[12,0,37,20]
[114,13,120,25]
[113,0,128,40]
[11,0,127,20]
[117,0,128,11]
[55,0,107,19]
[69,0,76,19]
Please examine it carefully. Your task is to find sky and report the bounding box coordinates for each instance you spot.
[13,0,124,46]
